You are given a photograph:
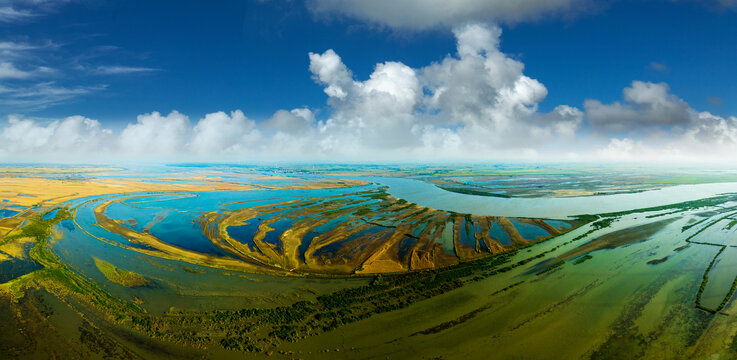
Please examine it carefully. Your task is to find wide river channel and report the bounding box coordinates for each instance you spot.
[365,177,737,219]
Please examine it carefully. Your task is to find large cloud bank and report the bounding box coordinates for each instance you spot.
[1,23,736,163]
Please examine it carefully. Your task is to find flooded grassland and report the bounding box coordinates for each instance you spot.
[3,166,737,359]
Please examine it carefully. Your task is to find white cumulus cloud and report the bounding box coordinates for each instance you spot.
[305,23,582,160]
[191,110,260,155]
[2,22,737,163]
[119,111,190,157]
[263,108,315,135]
[0,115,112,160]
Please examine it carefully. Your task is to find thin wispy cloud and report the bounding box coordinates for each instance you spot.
[0,61,34,79]
[0,39,100,111]
[94,65,160,75]
[0,0,72,24]
[0,31,155,113]
[91,45,121,52]
[0,40,58,84]
[0,82,106,111]
[0,5,35,23]
[707,96,724,107]
[0,41,39,51]
[0,40,57,58]
[714,0,737,9]
[649,61,669,72]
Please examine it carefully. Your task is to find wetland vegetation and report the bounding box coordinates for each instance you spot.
[4,165,737,359]
[93,257,150,288]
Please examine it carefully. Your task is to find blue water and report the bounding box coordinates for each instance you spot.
[478,237,490,252]
[50,211,311,314]
[42,209,60,220]
[458,220,476,249]
[397,237,415,260]
[488,222,512,246]
[0,209,19,218]
[58,184,382,268]
[475,224,490,252]
[409,222,428,238]
[106,202,147,232]
[545,220,572,231]
[261,218,296,252]
[298,230,320,262]
[439,221,456,255]
[509,219,550,241]
[147,213,235,258]
[227,221,261,252]
[60,219,76,232]
[71,197,150,249]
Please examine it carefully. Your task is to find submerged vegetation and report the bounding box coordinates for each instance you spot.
[573,254,593,265]
[595,194,737,218]
[646,256,669,265]
[1,208,143,317]
[93,257,149,287]
[135,250,522,352]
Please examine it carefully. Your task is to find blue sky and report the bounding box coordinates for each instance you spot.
[1,0,736,162]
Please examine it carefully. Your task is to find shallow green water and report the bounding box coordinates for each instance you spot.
[700,247,737,310]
